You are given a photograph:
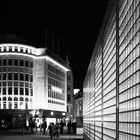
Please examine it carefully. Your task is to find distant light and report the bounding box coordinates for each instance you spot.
[62,113,65,116]
[51,112,54,115]
[74,89,80,95]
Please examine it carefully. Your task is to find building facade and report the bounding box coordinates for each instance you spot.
[66,70,74,121]
[83,0,140,140]
[0,40,70,128]
[73,89,83,127]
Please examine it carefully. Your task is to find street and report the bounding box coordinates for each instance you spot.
[0,134,83,140]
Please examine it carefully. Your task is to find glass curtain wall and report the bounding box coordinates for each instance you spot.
[83,0,140,140]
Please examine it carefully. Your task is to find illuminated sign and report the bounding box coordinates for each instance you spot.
[52,86,62,93]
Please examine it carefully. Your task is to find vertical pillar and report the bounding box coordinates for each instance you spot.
[116,0,120,140]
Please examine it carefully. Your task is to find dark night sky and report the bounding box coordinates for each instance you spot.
[0,0,109,89]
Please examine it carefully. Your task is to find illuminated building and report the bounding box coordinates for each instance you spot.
[83,0,140,140]
[0,35,70,128]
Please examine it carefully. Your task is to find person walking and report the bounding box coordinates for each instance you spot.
[43,121,47,135]
[48,123,53,139]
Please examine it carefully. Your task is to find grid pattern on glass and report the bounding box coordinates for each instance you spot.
[119,0,140,139]
[83,0,140,140]
[102,5,116,139]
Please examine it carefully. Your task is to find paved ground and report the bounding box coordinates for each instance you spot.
[0,134,83,140]
[0,128,83,140]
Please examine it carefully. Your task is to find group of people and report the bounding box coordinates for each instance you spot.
[47,123,60,139]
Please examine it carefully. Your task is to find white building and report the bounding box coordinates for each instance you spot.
[0,35,70,127]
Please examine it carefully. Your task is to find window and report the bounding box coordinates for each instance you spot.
[20,97,24,101]
[20,47,23,52]
[4,47,6,52]
[3,87,6,95]
[15,47,18,52]
[14,73,18,80]
[31,62,33,68]
[3,73,6,80]
[30,75,33,82]
[8,102,12,109]
[9,46,12,52]
[14,59,18,66]
[8,87,12,95]
[31,89,33,96]
[8,59,12,65]
[14,102,18,109]
[25,102,28,109]
[3,102,6,109]
[3,59,6,66]
[25,60,29,67]
[8,73,12,80]
[20,60,24,66]
[25,88,29,95]
[25,74,29,81]
[20,88,24,95]
[0,60,1,66]
[14,87,18,95]
[20,73,24,81]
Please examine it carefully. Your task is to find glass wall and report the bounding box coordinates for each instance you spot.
[83,0,140,140]
[119,0,140,139]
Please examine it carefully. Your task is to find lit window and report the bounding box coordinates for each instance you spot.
[25,102,28,109]
[9,46,12,52]
[14,102,18,109]
[4,47,6,52]
[3,102,6,109]
[8,102,12,109]
[20,47,23,52]
[31,89,33,96]
[15,47,18,52]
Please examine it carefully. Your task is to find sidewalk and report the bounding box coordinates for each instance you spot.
[0,128,83,140]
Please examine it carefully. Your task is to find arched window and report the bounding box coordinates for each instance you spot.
[3,97,6,101]
[14,97,18,101]
[8,97,12,101]
[20,97,24,101]
[25,98,28,101]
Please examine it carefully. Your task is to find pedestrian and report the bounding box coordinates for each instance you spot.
[43,121,47,135]
[29,118,35,134]
[60,120,65,134]
[53,123,60,138]
[67,120,71,134]
[48,123,53,139]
